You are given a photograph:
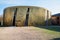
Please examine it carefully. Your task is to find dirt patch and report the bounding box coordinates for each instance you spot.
[0,27,60,40]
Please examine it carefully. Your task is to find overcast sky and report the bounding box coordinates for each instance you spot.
[0,0,60,15]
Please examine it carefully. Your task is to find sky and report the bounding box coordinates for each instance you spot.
[0,0,60,15]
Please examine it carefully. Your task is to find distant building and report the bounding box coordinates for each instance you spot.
[51,13,60,25]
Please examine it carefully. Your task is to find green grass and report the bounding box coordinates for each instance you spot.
[33,26,60,37]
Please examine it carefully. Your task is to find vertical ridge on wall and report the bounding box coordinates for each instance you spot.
[46,10,49,26]
[25,8,30,26]
[45,9,47,25]
[3,9,6,26]
[13,8,17,26]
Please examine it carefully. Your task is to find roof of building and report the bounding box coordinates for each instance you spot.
[52,13,60,16]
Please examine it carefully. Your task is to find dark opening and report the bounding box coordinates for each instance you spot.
[46,10,49,26]
[25,8,30,26]
[13,8,17,26]
[57,17,59,25]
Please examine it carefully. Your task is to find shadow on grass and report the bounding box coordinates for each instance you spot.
[51,38,60,40]
[34,26,60,32]
[0,25,16,27]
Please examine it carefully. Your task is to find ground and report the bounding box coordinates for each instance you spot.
[0,26,60,40]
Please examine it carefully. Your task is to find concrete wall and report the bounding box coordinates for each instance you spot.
[3,6,51,26]
[0,16,3,26]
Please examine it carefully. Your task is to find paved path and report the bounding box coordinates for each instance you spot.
[0,27,53,40]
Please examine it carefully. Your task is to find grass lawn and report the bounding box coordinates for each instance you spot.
[33,26,60,37]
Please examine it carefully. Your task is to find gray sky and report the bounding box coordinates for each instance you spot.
[0,0,60,15]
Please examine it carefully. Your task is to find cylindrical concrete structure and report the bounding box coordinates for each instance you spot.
[3,6,51,26]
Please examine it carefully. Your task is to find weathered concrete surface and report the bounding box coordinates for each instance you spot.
[3,6,51,26]
[0,27,56,40]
